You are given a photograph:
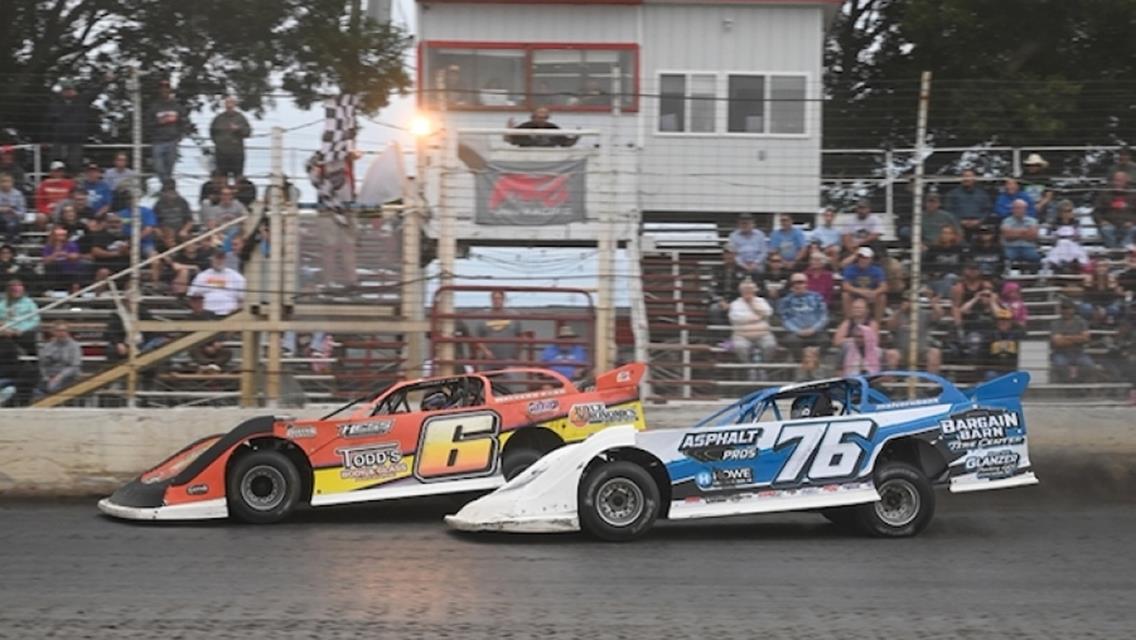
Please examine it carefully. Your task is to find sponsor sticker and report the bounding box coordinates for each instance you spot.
[526,399,560,416]
[616,370,632,383]
[964,449,1021,480]
[337,443,408,481]
[939,408,1023,451]
[679,428,763,463]
[568,403,638,427]
[286,425,318,439]
[186,484,209,496]
[338,421,394,438]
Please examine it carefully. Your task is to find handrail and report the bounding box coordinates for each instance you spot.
[1,212,252,333]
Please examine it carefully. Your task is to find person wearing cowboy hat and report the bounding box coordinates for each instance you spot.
[1021,153,1055,220]
[539,324,588,380]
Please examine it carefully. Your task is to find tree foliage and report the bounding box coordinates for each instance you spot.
[0,0,412,144]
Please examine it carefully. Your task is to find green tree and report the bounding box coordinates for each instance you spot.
[0,0,411,146]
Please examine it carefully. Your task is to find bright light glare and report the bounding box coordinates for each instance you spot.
[410,115,432,137]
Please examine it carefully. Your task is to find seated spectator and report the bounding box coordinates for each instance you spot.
[41,227,82,293]
[199,170,228,207]
[946,169,993,241]
[1021,153,1055,220]
[923,225,966,297]
[53,204,85,240]
[769,214,808,267]
[1093,170,1135,248]
[104,299,163,364]
[1077,260,1124,327]
[191,337,233,374]
[51,186,97,225]
[803,251,835,306]
[761,251,791,300]
[728,279,777,381]
[1117,244,1136,295]
[951,263,1000,357]
[841,247,887,322]
[0,173,27,243]
[984,308,1024,379]
[920,193,961,248]
[234,175,257,208]
[1109,145,1136,178]
[34,161,75,228]
[1000,200,1041,268]
[793,346,832,383]
[34,321,81,398]
[810,207,843,262]
[166,239,211,296]
[841,199,882,253]
[201,186,248,230]
[777,273,829,359]
[0,244,32,290]
[104,152,138,193]
[0,146,28,192]
[539,325,588,380]
[886,290,942,374]
[1048,199,1079,233]
[188,249,246,316]
[1050,300,1095,382]
[82,213,129,275]
[153,179,194,249]
[115,196,159,282]
[969,225,1005,282]
[725,213,768,283]
[505,107,577,147]
[834,298,893,376]
[0,279,40,357]
[0,331,37,406]
[77,163,112,216]
[994,178,1037,220]
[1043,226,1090,274]
[999,281,1029,328]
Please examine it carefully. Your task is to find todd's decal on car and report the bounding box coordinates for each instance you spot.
[337,443,408,480]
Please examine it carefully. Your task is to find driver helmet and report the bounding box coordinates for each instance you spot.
[421,391,450,411]
[790,393,833,419]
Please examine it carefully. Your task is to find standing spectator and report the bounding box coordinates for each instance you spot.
[188,249,246,316]
[841,199,882,253]
[725,213,768,283]
[887,291,943,374]
[984,308,1024,379]
[76,163,112,216]
[1093,171,1136,248]
[1077,260,1125,327]
[35,321,81,398]
[994,178,1037,220]
[46,79,97,172]
[1050,300,1095,383]
[840,247,887,322]
[1000,199,1041,268]
[777,273,828,359]
[1020,154,1055,220]
[803,251,835,306]
[728,279,777,380]
[969,225,1005,282]
[104,152,138,193]
[920,193,961,248]
[200,186,248,230]
[40,227,82,293]
[0,173,26,243]
[538,325,588,380]
[923,225,966,297]
[946,169,993,240]
[0,279,40,357]
[35,161,75,226]
[1043,226,1090,274]
[810,206,843,262]
[769,214,808,266]
[834,298,890,376]
[210,96,252,179]
[153,179,194,249]
[147,79,187,182]
[0,245,32,290]
[999,281,1030,328]
[0,146,28,192]
[473,290,522,370]
[504,107,577,147]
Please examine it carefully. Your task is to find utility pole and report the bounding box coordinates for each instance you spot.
[908,71,932,398]
[126,68,143,407]
[265,127,285,408]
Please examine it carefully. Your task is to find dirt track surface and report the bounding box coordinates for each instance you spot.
[2,491,1133,639]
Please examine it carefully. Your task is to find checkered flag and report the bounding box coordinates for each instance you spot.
[321,94,359,160]
[310,95,359,224]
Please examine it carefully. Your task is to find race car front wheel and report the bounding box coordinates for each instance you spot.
[578,461,660,542]
[854,461,935,537]
[227,449,302,524]
[502,447,543,481]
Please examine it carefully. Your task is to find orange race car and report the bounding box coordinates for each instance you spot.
[97,363,646,523]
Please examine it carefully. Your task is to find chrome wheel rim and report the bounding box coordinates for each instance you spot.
[875,479,920,527]
[595,477,645,527]
[240,465,287,512]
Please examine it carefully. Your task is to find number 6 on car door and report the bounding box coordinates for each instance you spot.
[414,411,501,481]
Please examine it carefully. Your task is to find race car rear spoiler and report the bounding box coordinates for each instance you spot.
[963,371,1031,403]
[595,362,646,391]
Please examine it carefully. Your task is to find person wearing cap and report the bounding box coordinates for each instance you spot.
[1043,225,1089,274]
[0,147,28,192]
[1050,299,1095,382]
[1021,153,1054,217]
[920,193,961,248]
[728,278,777,381]
[0,173,26,244]
[539,325,588,380]
[210,96,253,179]
[0,278,40,357]
[968,224,1004,281]
[840,199,882,253]
[777,273,828,359]
[1093,170,1136,248]
[983,306,1024,379]
[769,213,808,266]
[945,169,993,239]
[76,163,112,215]
[840,246,887,322]
[923,225,966,298]
[34,161,75,223]
[147,79,187,182]
[1001,199,1042,268]
[188,249,246,316]
[810,207,843,262]
[46,79,98,172]
[725,213,769,281]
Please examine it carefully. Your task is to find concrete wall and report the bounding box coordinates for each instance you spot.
[1,404,1132,497]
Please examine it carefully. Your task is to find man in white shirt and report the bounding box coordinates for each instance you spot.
[188,249,246,316]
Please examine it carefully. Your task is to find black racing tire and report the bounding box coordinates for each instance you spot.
[226,449,302,524]
[578,460,660,542]
[501,447,544,481]
[853,461,935,537]
[820,506,858,530]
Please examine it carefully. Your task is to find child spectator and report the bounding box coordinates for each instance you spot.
[834,298,889,376]
[1042,226,1090,274]
[728,279,777,380]
[1048,199,1078,232]
[793,346,831,383]
[777,273,829,359]
[841,247,887,322]
[984,308,1024,379]
[999,281,1029,328]
[35,321,81,398]
[1050,300,1095,382]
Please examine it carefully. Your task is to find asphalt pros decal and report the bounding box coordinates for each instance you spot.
[679,428,763,463]
[568,402,638,427]
[938,408,1024,452]
[337,443,408,481]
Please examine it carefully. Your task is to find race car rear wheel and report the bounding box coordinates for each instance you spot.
[227,449,302,524]
[578,461,659,542]
[854,461,935,537]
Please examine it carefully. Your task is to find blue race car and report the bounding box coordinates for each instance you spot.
[446,371,1038,541]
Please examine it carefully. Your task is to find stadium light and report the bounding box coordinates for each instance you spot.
[410,114,432,138]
